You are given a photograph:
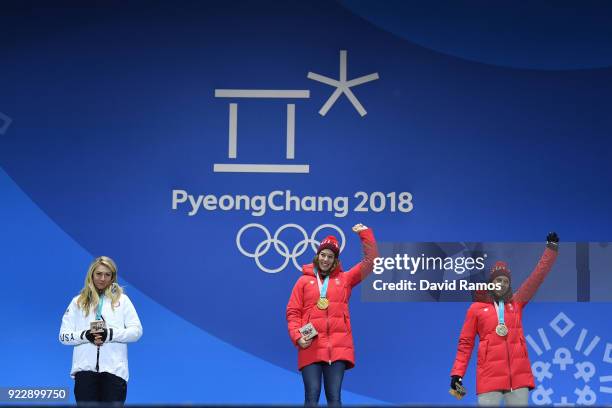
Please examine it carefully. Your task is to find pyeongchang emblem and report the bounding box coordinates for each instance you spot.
[527,312,612,405]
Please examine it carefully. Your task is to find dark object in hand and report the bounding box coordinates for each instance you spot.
[449,375,466,399]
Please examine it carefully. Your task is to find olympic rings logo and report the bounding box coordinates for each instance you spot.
[236,223,346,273]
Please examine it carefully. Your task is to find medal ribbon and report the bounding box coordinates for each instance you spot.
[494,300,505,326]
[315,268,329,299]
[96,294,104,320]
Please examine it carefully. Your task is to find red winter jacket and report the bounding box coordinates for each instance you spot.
[286,228,378,370]
[451,246,558,394]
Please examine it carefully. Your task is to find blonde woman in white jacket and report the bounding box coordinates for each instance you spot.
[59,256,142,405]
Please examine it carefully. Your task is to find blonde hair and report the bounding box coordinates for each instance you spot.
[77,256,124,316]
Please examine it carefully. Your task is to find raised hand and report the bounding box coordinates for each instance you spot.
[546,232,559,250]
[546,232,559,244]
[352,223,368,233]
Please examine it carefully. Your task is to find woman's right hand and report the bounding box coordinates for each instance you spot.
[450,375,463,391]
[352,223,368,233]
[85,330,96,344]
[297,337,313,349]
[85,329,107,346]
[546,231,559,250]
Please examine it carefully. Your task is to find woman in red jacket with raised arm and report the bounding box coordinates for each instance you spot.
[287,223,378,407]
[450,232,559,406]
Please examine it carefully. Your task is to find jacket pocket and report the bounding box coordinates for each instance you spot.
[477,339,489,365]
[343,312,352,333]
[519,337,528,358]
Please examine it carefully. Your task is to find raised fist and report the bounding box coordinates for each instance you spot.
[546,232,559,244]
[352,224,368,233]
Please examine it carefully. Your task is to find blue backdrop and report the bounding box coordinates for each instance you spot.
[1,1,612,405]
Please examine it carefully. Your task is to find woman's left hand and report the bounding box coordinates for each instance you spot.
[94,328,108,346]
[352,223,368,233]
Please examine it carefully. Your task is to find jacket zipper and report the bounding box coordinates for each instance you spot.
[95,315,104,372]
[498,301,513,391]
[326,309,332,365]
[504,331,513,391]
[96,345,100,372]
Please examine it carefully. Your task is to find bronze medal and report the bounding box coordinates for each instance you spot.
[317,297,329,310]
[496,324,508,337]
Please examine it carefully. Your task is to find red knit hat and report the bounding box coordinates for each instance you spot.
[490,261,511,281]
[317,236,340,257]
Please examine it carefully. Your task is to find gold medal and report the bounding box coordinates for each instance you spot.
[317,297,329,310]
[496,324,508,337]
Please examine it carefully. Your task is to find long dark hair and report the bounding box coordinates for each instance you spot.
[312,253,339,275]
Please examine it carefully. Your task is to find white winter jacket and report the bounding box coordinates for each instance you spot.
[59,293,143,381]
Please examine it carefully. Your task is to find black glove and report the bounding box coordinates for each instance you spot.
[85,330,96,344]
[85,329,107,344]
[450,375,463,391]
[546,232,559,250]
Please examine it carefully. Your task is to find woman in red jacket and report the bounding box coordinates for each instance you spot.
[286,223,378,407]
[450,232,559,406]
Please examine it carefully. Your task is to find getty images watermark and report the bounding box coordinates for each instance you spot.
[371,252,498,292]
[361,242,612,302]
